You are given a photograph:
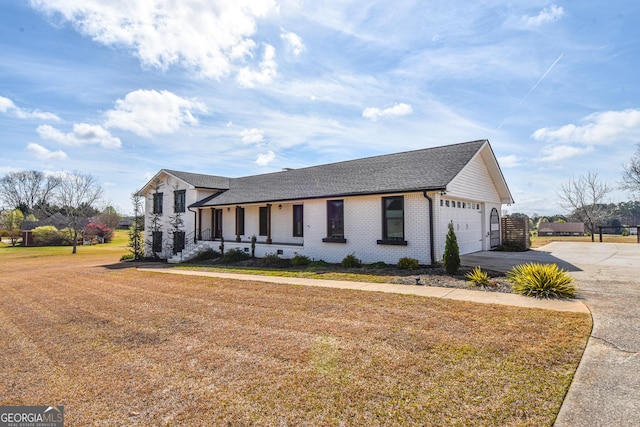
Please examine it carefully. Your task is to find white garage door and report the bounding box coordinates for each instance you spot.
[442,200,483,255]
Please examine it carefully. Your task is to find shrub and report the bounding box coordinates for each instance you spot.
[120,253,135,261]
[465,266,490,287]
[291,253,312,267]
[507,262,575,299]
[32,226,66,246]
[495,242,526,252]
[397,257,419,270]
[368,261,389,269]
[309,259,330,268]
[84,222,113,243]
[443,221,460,274]
[262,252,282,267]
[222,247,250,263]
[191,248,220,262]
[341,253,362,268]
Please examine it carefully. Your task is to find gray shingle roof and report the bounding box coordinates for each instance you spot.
[192,139,489,207]
[163,169,230,189]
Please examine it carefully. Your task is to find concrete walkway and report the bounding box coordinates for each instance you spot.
[463,243,640,427]
[138,266,588,313]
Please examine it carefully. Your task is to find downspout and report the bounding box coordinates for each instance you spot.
[423,191,436,265]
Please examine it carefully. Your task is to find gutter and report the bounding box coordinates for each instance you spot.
[423,190,438,265]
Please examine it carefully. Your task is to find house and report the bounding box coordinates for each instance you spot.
[20,212,91,246]
[139,139,513,264]
[20,212,69,246]
[537,222,585,236]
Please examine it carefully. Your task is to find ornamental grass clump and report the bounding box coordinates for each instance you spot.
[465,266,490,287]
[507,262,576,299]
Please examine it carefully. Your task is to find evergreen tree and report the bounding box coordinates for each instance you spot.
[443,221,460,274]
[128,191,145,260]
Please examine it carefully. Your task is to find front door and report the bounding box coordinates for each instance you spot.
[213,209,223,239]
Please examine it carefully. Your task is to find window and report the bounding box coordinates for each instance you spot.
[293,204,304,237]
[153,192,163,214]
[173,231,185,254]
[259,206,268,236]
[235,207,245,236]
[152,231,162,253]
[378,196,407,245]
[174,190,186,213]
[323,200,345,242]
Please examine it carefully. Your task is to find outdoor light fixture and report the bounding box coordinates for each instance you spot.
[278,204,282,209]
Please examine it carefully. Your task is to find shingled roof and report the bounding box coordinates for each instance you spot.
[162,170,230,189]
[192,139,500,207]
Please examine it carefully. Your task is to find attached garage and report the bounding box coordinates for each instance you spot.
[439,198,484,255]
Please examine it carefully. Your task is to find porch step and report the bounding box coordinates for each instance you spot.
[167,241,218,264]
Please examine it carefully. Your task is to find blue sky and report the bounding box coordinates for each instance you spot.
[1,1,639,215]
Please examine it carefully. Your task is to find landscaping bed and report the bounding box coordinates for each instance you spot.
[182,255,515,293]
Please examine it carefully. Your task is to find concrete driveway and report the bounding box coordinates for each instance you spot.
[462,242,640,426]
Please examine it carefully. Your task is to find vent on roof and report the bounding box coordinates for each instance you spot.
[282,168,295,171]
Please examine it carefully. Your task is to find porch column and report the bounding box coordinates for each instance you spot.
[235,206,241,242]
[197,208,202,240]
[266,203,272,244]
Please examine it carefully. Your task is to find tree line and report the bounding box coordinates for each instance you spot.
[0,170,105,253]
[508,144,640,241]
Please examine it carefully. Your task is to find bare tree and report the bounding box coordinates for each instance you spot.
[559,171,614,241]
[53,172,104,254]
[621,143,640,196]
[0,170,60,216]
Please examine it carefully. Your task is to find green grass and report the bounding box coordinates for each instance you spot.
[0,229,130,258]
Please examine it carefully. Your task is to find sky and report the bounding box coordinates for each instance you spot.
[1,1,640,216]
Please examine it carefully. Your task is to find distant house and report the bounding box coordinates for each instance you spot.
[139,139,514,264]
[538,222,585,236]
[117,217,134,230]
[20,212,90,246]
[20,212,69,246]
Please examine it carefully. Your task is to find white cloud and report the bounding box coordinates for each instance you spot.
[497,155,521,168]
[280,30,305,56]
[532,109,640,144]
[256,150,275,166]
[105,89,206,137]
[362,103,413,121]
[29,0,277,81]
[0,95,60,121]
[523,5,565,27]
[26,143,68,161]
[237,44,277,88]
[539,145,591,162]
[240,128,264,144]
[37,123,122,148]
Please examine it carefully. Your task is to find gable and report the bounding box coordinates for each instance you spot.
[446,143,513,204]
[138,169,229,195]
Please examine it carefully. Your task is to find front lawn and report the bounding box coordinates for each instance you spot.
[0,244,591,426]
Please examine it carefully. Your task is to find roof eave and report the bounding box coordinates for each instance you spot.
[192,186,448,207]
